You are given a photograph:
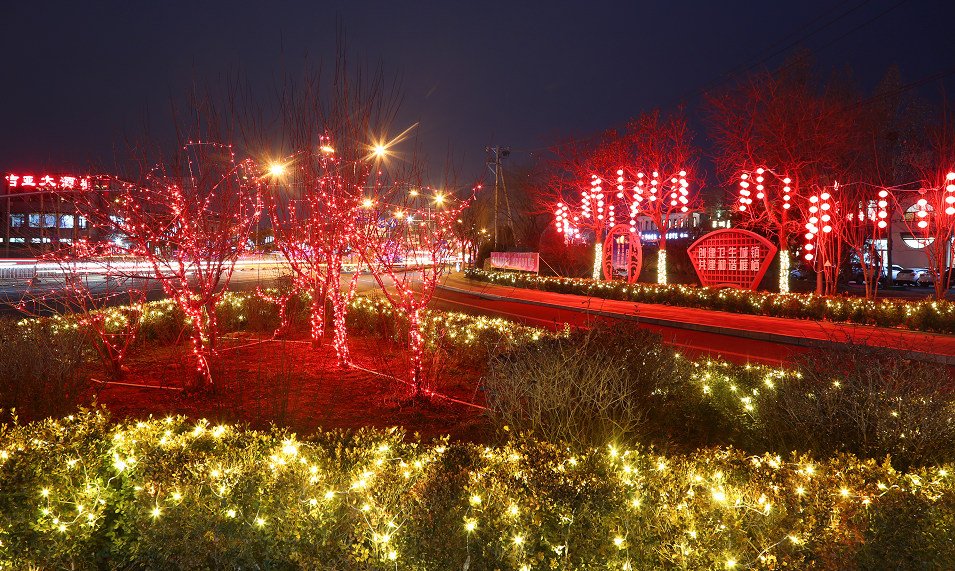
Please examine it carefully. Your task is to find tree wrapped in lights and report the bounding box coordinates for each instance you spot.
[356,181,472,397]
[543,130,629,279]
[706,56,859,293]
[616,111,699,284]
[252,51,403,365]
[75,99,260,390]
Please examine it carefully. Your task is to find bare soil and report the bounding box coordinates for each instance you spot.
[89,332,491,443]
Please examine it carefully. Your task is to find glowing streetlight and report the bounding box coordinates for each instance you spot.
[363,199,374,208]
[320,146,335,154]
[269,164,285,176]
[374,145,386,157]
[434,194,444,204]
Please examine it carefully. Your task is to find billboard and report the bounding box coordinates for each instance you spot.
[688,229,777,289]
[490,252,539,273]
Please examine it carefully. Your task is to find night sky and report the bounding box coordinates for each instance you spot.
[2,0,953,184]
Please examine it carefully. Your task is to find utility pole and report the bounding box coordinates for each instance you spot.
[485,146,511,249]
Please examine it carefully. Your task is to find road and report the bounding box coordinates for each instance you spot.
[433,272,955,369]
[6,257,955,369]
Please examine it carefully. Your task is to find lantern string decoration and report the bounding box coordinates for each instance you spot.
[736,166,803,294]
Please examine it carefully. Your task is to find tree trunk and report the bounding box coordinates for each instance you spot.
[407,308,424,397]
[310,280,326,349]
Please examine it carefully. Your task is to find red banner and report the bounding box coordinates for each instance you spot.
[688,229,777,289]
[490,252,539,273]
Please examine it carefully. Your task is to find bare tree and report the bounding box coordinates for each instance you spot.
[538,129,630,278]
[617,110,701,284]
[356,170,471,397]
[74,89,260,390]
[705,54,859,293]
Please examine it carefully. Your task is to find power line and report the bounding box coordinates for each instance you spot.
[513,0,919,155]
[659,0,869,112]
[842,67,955,113]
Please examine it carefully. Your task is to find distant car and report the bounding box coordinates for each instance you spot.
[790,263,814,280]
[895,268,931,286]
[850,264,902,286]
[888,265,903,282]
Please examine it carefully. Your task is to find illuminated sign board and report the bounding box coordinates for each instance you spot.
[602,224,643,282]
[4,174,90,192]
[688,229,777,289]
[490,252,540,273]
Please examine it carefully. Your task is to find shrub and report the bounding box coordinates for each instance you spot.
[215,291,283,334]
[3,412,955,570]
[760,342,955,470]
[481,321,684,448]
[0,318,92,424]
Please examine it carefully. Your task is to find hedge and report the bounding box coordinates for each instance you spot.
[2,411,954,570]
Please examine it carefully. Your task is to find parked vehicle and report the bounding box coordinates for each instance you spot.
[888,264,903,282]
[790,263,814,280]
[850,264,902,286]
[895,268,932,286]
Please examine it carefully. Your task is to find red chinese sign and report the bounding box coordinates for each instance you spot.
[688,229,777,289]
[602,224,643,282]
[4,174,90,191]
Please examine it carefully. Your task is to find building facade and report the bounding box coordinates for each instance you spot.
[2,172,115,258]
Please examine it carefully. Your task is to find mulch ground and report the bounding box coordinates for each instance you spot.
[90,331,491,443]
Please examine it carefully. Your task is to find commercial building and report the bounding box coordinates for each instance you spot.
[2,172,114,257]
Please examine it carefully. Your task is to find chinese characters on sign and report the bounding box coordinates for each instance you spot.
[698,245,761,272]
[490,252,540,273]
[688,229,777,290]
[4,174,90,191]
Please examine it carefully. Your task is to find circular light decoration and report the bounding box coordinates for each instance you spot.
[877,189,890,228]
[945,173,955,216]
[916,196,929,229]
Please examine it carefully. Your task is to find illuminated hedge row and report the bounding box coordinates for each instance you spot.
[2,411,953,570]
[466,269,955,334]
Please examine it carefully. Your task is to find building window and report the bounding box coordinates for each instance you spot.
[59,215,75,228]
[902,236,934,249]
[29,214,41,227]
[10,214,25,228]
